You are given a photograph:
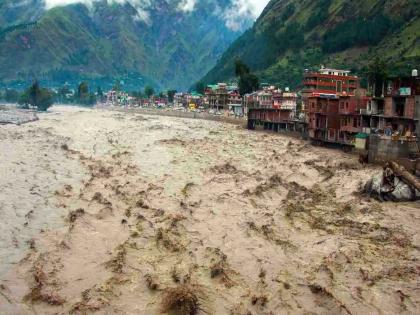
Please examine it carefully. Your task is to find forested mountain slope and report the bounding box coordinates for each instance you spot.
[201,0,420,88]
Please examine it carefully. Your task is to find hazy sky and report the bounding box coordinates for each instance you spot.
[44,0,270,19]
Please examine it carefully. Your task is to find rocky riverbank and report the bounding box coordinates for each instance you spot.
[0,106,419,314]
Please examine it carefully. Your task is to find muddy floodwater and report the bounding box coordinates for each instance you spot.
[0,106,419,314]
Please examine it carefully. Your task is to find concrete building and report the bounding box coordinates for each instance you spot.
[228,90,243,116]
[205,83,229,110]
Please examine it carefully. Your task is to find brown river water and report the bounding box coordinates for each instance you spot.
[0,106,419,314]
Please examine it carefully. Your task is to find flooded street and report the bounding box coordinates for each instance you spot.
[1,106,419,314]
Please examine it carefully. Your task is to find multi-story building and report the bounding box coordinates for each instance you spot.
[302,67,359,99]
[247,88,302,132]
[256,90,273,108]
[307,95,340,143]
[338,95,369,144]
[304,68,364,145]
[228,90,243,116]
[272,89,282,109]
[361,74,420,136]
[205,83,229,110]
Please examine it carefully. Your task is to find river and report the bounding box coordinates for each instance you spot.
[0,106,419,314]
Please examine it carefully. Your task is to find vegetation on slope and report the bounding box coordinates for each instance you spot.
[200,0,420,88]
[0,0,250,91]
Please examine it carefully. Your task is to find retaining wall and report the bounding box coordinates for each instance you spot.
[368,135,417,163]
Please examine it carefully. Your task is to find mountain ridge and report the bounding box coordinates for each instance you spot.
[0,0,252,90]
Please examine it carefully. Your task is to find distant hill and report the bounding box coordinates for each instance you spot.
[0,0,252,91]
[200,0,420,89]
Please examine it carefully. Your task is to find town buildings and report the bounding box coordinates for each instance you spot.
[246,67,419,162]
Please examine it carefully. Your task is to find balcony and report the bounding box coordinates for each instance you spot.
[360,109,385,115]
[340,125,361,133]
[339,108,358,115]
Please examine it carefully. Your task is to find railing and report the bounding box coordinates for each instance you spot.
[360,109,384,115]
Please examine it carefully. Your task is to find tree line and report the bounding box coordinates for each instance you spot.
[0,81,102,111]
[0,80,180,110]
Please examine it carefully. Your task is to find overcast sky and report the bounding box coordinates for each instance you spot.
[44,0,270,19]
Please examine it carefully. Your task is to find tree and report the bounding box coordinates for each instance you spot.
[235,59,259,95]
[76,82,96,106]
[96,86,103,97]
[366,57,388,97]
[23,81,54,111]
[238,73,260,96]
[18,91,30,108]
[194,82,205,94]
[113,80,121,92]
[235,59,250,77]
[167,90,177,103]
[144,86,155,98]
[77,82,89,99]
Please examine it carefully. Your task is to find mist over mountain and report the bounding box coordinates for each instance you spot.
[0,0,264,90]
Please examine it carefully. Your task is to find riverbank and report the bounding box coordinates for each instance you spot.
[1,106,419,314]
[0,105,38,125]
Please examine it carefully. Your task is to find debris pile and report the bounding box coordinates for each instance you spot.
[365,161,420,201]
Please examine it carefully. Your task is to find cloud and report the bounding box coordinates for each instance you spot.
[177,0,196,12]
[44,0,152,10]
[236,0,268,18]
[43,0,270,28]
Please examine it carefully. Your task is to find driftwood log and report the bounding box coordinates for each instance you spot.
[390,161,420,192]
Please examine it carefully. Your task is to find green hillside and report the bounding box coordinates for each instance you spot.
[0,0,249,91]
[200,0,420,88]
